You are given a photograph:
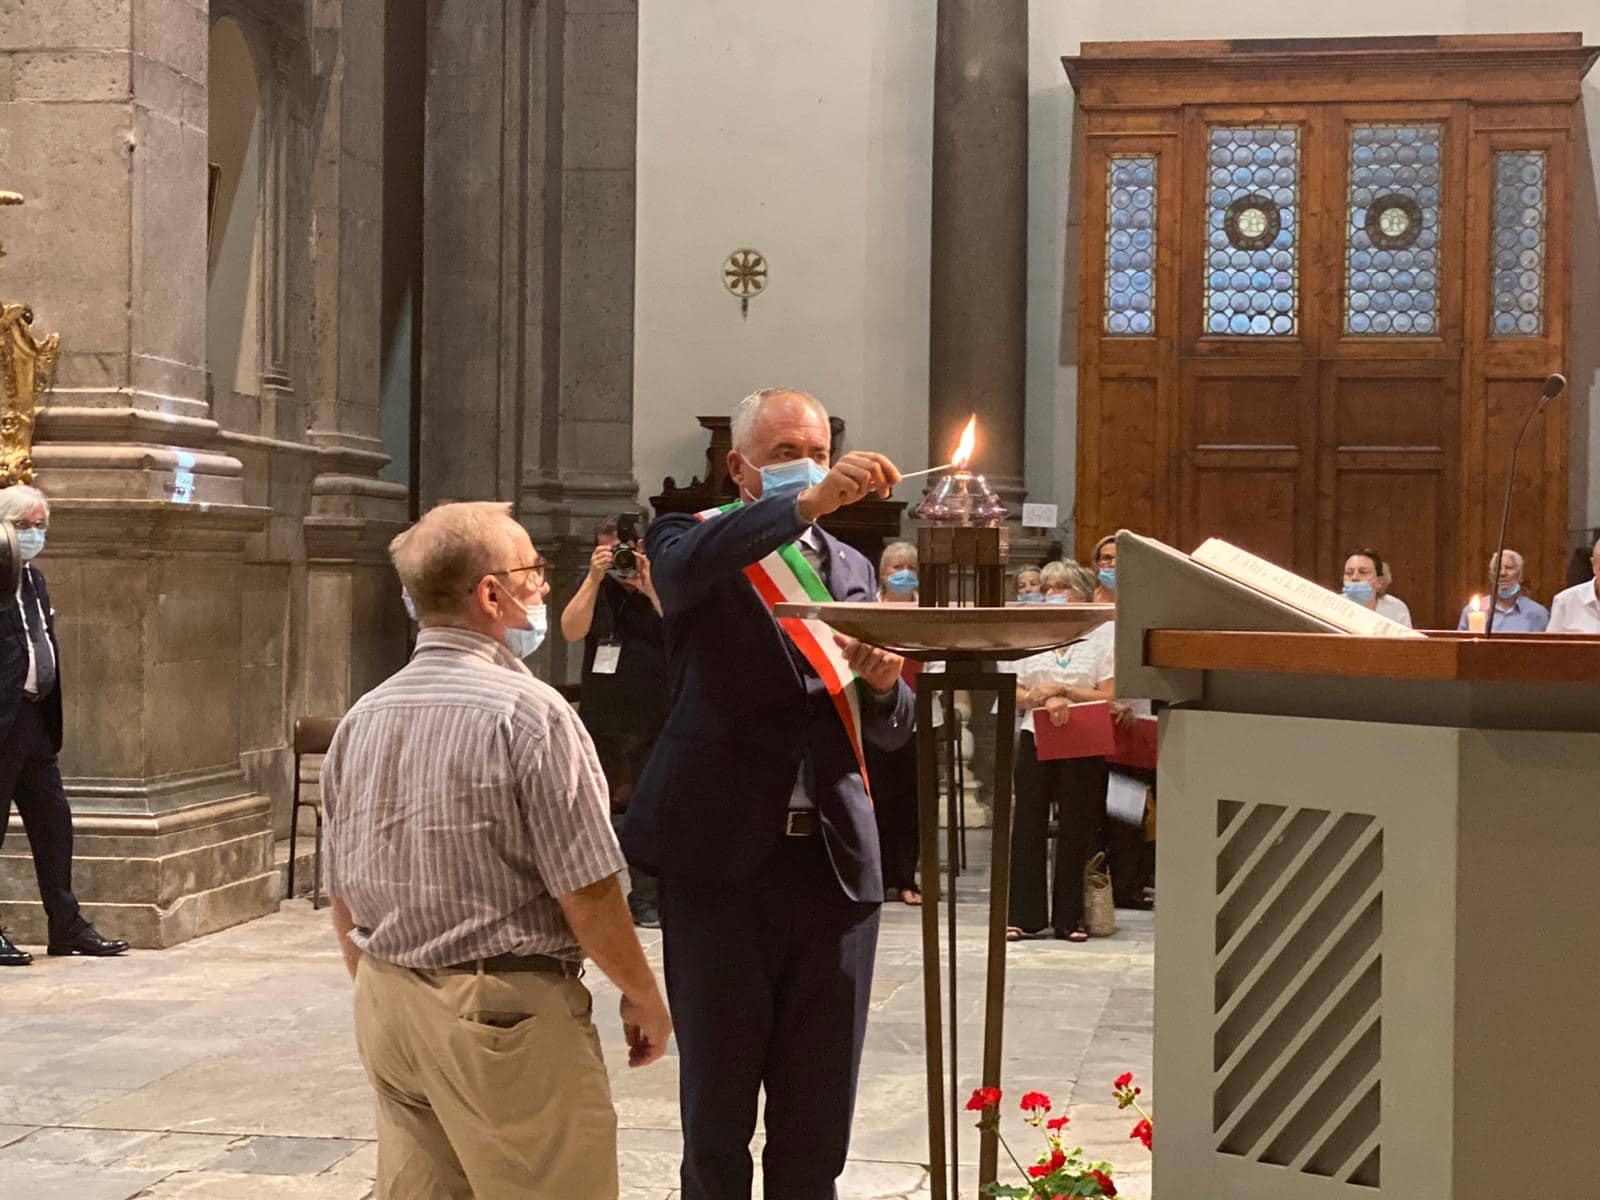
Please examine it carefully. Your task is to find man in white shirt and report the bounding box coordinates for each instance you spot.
[1548,537,1600,635]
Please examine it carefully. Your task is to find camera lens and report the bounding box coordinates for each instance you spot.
[612,544,637,575]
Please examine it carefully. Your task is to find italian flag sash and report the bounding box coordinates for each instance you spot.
[696,502,871,792]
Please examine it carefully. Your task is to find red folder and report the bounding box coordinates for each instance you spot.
[1108,715,1159,771]
[1031,701,1116,760]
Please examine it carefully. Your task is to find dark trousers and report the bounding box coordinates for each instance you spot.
[1008,732,1108,935]
[594,731,659,914]
[866,739,919,895]
[0,701,84,941]
[660,835,881,1200]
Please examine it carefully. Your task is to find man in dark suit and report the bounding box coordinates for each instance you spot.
[1,485,129,964]
[623,389,913,1200]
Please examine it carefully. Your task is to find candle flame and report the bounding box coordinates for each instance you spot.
[951,414,977,469]
[1470,594,1484,612]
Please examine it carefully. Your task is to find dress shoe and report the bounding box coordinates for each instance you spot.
[0,929,33,966]
[47,926,129,957]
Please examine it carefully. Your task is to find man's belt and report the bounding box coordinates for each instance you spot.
[437,952,583,977]
[784,809,820,838]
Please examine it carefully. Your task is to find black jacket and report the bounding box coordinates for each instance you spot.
[1,563,64,753]
[620,495,914,902]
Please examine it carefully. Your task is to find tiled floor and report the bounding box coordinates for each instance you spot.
[1,840,1153,1199]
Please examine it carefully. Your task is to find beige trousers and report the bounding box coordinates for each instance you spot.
[353,954,618,1199]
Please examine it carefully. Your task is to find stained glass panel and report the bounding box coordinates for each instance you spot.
[1344,124,1442,336]
[1104,156,1157,335]
[1204,126,1299,336]
[1490,151,1547,337]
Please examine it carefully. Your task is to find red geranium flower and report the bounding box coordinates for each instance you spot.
[1020,1091,1052,1112]
[1027,1149,1067,1177]
[1046,1115,1071,1131]
[1114,1072,1135,1090]
[1090,1168,1118,1196]
[1130,1117,1153,1150]
[965,1086,1003,1112]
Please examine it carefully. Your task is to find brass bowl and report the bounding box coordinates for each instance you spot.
[771,601,1114,661]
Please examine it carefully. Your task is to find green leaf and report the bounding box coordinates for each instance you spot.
[980,1185,1030,1198]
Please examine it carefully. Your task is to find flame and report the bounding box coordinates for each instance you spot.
[1470,594,1484,613]
[951,414,977,469]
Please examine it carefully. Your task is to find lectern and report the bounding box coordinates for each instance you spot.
[1116,532,1600,1199]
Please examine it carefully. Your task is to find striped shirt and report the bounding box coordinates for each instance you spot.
[321,627,624,968]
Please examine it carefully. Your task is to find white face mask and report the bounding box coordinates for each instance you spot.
[500,585,548,659]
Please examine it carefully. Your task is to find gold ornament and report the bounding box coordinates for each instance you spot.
[0,192,61,488]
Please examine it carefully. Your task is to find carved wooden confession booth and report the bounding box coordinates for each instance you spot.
[1065,35,1598,628]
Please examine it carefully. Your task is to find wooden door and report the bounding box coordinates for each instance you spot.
[1066,36,1595,628]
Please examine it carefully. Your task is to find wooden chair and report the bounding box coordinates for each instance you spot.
[287,716,342,910]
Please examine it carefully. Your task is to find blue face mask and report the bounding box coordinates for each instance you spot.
[502,589,548,659]
[1017,591,1043,603]
[401,588,418,622]
[1098,567,1117,591]
[753,456,828,500]
[1343,580,1375,606]
[885,569,918,596]
[1497,584,1521,601]
[1044,592,1070,605]
[15,528,46,561]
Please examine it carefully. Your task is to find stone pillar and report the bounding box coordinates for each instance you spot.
[421,0,639,683]
[928,0,1029,508]
[0,0,279,944]
[302,0,409,720]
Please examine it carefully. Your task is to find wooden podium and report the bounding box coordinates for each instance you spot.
[1116,533,1600,1200]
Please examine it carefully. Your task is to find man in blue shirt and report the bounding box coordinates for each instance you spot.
[1457,549,1550,633]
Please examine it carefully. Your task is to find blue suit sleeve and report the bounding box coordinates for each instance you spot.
[860,676,915,751]
[646,495,808,617]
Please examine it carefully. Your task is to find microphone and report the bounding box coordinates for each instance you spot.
[1484,373,1566,637]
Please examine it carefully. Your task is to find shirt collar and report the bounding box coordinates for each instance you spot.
[413,626,532,676]
[798,524,824,552]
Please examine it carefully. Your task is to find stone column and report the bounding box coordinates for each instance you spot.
[421,0,640,683]
[0,0,279,945]
[928,0,1029,508]
[301,0,409,721]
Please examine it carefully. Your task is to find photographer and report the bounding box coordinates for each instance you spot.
[562,515,667,928]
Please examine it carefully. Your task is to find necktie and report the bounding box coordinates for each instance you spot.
[797,537,831,593]
[21,569,56,698]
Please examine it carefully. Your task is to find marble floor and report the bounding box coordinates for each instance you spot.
[0,843,1154,1199]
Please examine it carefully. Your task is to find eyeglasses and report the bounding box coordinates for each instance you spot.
[496,559,548,585]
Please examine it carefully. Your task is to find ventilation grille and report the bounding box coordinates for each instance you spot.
[1212,800,1383,1189]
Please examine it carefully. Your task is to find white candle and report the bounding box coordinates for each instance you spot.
[1466,596,1487,634]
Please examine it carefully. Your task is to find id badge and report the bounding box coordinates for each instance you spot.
[593,642,622,675]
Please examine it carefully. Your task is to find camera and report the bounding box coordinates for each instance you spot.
[611,513,640,577]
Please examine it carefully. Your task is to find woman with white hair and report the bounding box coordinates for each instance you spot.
[0,484,130,964]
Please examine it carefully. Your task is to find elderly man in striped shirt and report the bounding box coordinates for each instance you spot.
[322,501,671,1200]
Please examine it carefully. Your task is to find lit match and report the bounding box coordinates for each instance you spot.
[897,414,976,482]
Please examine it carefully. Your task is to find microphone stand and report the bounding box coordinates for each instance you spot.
[1485,378,1562,638]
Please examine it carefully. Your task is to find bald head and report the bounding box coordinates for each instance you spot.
[389,501,529,622]
[730,388,829,458]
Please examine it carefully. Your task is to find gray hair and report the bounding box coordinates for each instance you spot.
[1489,549,1524,575]
[730,387,828,456]
[1041,559,1096,600]
[878,539,917,578]
[0,484,49,525]
[389,501,524,622]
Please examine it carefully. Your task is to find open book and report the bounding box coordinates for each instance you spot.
[1190,538,1425,639]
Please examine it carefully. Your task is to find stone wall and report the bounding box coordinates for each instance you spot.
[0,0,407,946]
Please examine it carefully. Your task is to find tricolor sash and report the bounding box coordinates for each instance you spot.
[695,502,871,792]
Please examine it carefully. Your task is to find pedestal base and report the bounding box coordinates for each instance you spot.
[1,790,278,948]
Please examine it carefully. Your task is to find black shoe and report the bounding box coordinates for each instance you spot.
[0,929,32,966]
[47,926,130,957]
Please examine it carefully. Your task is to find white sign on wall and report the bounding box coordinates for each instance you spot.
[1021,502,1059,530]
